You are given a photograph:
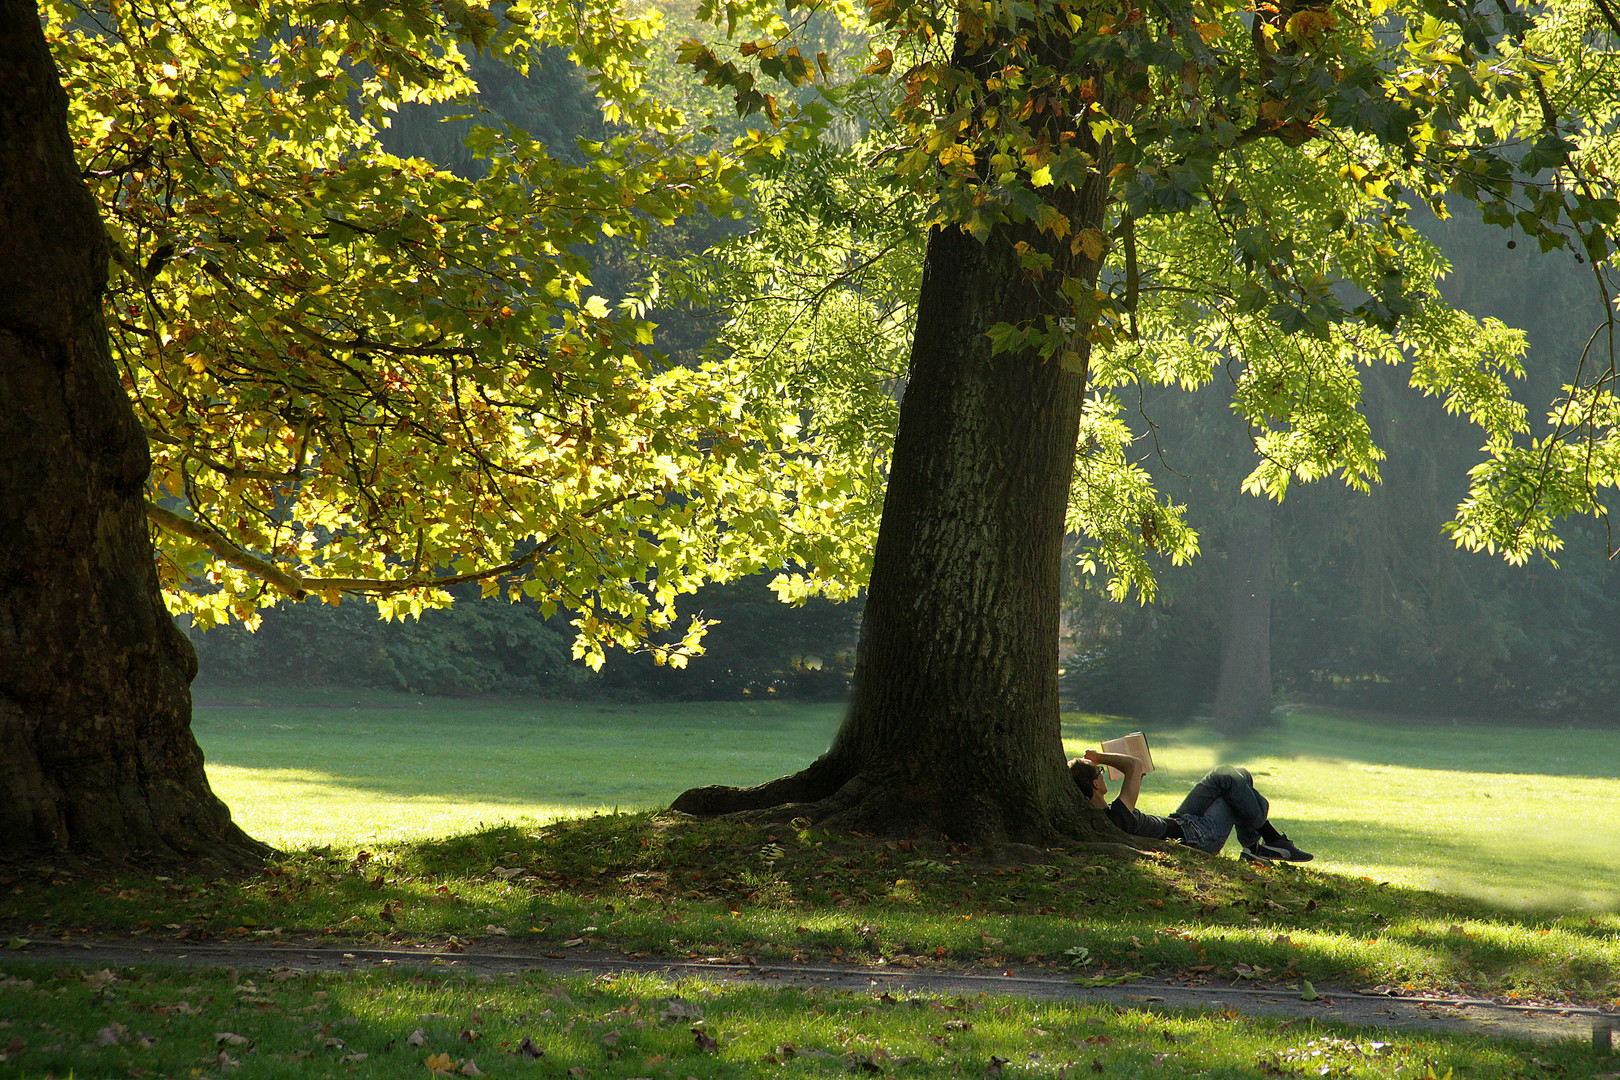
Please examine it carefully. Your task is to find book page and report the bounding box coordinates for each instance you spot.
[1099,731,1153,780]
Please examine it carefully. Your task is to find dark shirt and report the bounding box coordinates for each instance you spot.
[1106,797,1183,841]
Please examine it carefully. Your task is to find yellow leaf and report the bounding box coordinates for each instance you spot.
[424,1052,456,1072]
[1195,20,1224,41]
[1286,8,1336,41]
[1076,228,1107,261]
[1036,205,1070,239]
[863,47,894,75]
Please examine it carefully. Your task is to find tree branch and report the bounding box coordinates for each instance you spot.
[145,500,309,598]
[145,489,646,603]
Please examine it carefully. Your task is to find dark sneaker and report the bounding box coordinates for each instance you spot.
[1256,835,1313,862]
[1239,846,1273,866]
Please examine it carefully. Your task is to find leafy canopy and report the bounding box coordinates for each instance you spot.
[677,0,1620,582]
[45,0,1620,664]
[47,0,877,665]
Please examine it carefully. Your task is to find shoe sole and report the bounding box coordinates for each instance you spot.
[1256,845,1313,862]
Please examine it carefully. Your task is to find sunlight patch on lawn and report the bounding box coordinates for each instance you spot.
[206,765,594,849]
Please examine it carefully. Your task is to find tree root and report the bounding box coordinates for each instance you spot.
[672,758,1121,848]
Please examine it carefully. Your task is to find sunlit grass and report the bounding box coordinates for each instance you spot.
[195,688,843,848]
[1060,708,1620,912]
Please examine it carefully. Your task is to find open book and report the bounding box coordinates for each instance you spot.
[1099,731,1154,780]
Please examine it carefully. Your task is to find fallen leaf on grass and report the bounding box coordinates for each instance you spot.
[692,1028,719,1052]
[339,1053,369,1064]
[661,998,703,1021]
[600,1030,621,1048]
[425,1051,457,1073]
[460,1061,484,1076]
[983,1056,1010,1078]
[94,1023,127,1046]
[407,1028,428,1047]
[216,1050,241,1070]
[215,1032,251,1047]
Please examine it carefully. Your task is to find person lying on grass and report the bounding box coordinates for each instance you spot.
[1068,749,1313,865]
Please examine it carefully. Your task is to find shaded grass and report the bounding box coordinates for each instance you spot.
[0,958,1604,1080]
[6,813,1619,1008]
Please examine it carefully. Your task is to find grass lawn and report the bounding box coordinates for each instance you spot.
[195,690,1620,913]
[1,962,1596,1080]
[192,688,844,848]
[5,690,1620,1079]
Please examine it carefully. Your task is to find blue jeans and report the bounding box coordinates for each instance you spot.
[1170,766,1269,854]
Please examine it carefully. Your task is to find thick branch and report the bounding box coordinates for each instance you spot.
[145,500,309,598]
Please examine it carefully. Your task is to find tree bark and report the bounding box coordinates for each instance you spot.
[675,53,1118,843]
[1211,495,1274,735]
[0,0,267,866]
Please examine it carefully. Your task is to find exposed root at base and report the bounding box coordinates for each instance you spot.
[672,759,1126,850]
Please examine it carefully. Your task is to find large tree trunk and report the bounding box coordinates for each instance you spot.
[675,76,1117,843]
[0,0,267,866]
[1211,495,1274,735]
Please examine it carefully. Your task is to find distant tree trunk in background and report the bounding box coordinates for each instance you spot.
[1212,496,1274,735]
[0,0,266,865]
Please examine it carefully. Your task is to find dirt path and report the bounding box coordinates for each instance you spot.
[6,937,1615,1051]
